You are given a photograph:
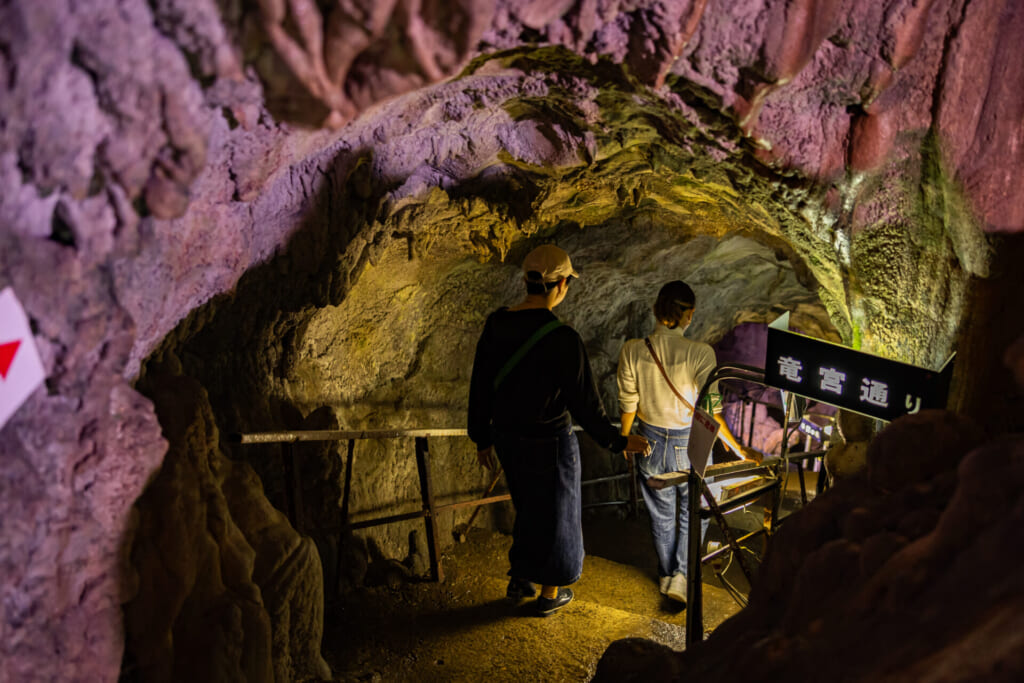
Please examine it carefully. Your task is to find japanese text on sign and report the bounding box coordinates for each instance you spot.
[765,313,953,422]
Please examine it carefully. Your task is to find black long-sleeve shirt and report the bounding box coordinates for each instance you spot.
[467,307,628,453]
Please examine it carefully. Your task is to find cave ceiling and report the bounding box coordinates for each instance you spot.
[166,47,846,430]
[156,40,989,428]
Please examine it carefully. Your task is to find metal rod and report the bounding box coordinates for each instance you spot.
[457,468,505,538]
[817,466,830,495]
[685,470,704,646]
[581,500,630,509]
[415,437,444,582]
[233,427,468,444]
[734,395,789,409]
[232,423,614,446]
[586,452,815,497]
[706,449,824,478]
[580,473,632,486]
[348,509,426,530]
[747,402,755,447]
[700,484,755,584]
[766,394,794,539]
[437,493,511,513]
[697,480,781,518]
[739,398,747,447]
[784,449,827,463]
[350,492,515,531]
[796,459,808,505]
[701,529,766,563]
[659,456,777,487]
[364,472,634,519]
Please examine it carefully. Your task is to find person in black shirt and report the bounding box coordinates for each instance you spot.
[468,244,650,616]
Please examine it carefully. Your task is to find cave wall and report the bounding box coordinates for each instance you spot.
[1,0,1021,681]
[593,408,1024,683]
[150,47,842,566]
[123,361,329,683]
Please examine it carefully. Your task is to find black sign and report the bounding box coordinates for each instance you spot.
[798,418,828,442]
[764,316,954,422]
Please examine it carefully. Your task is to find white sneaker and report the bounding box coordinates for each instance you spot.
[667,573,687,605]
[659,576,671,594]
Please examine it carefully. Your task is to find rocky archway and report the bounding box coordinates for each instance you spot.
[1,1,1021,681]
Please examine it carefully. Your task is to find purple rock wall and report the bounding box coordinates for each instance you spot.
[1,1,1022,681]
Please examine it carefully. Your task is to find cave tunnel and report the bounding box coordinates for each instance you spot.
[2,1,1024,682]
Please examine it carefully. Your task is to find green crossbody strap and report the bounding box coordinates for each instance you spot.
[493,320,565,390]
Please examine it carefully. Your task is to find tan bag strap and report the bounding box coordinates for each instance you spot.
[644,337,695,415]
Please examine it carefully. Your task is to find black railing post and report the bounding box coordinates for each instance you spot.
[796,458,807,505]
[739,397,747,446]
[333,439,357,602]
[699,485,756,584]
[747,401,755,446]
[685,468,704,646]
[341,439,355,526]
[415,436,444,582]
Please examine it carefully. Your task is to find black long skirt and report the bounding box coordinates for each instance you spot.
[494,427,583,587]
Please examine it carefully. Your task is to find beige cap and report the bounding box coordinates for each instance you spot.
[522,244,581,283]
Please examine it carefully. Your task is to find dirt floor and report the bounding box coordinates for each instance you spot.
[321,496,783,682]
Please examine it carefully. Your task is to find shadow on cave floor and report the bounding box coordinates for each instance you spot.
[320,477,817,683]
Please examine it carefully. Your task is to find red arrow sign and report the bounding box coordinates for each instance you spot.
[0,340,20,379]
[1,288,46,429]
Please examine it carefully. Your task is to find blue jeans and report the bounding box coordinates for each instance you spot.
[636,421,708,579]
[494,427,583,587]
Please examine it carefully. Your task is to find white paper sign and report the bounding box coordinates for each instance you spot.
[686,407,720,478]
[0,287,46,430]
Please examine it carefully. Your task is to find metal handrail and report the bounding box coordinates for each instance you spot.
[651,449,827,487]
[230,422,639,588]
[229,422,616,444]
[230,427,467,444]
[684,363,830,646]
[230,362,828,630]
